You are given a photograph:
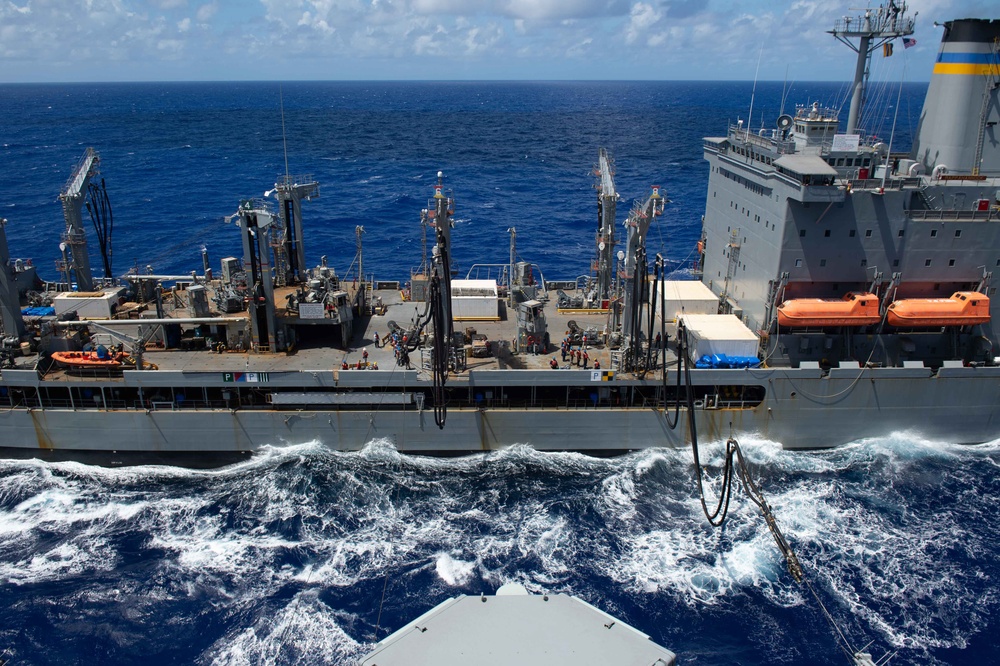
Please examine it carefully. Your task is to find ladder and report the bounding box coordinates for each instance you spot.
[971,37,1000,176]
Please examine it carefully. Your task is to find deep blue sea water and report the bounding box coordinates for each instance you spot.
[2,80,999,665]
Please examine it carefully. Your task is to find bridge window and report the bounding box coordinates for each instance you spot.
[925,259,932,267]
[931,229,938,238]
[849,230,856,237]
[955,229,962,238]
[949,259,956,266]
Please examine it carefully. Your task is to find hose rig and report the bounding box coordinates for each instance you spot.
[619,185,666,373]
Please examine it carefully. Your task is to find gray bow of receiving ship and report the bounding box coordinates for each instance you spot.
[1,4,1000,464]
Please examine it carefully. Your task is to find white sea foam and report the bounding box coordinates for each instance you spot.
[434,551,476,586]
[1,431,996,661]
[203,589,368,665]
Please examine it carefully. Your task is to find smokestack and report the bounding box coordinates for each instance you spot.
[914,19,1000,176]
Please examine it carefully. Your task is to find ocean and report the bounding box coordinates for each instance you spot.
[1,80,998,665]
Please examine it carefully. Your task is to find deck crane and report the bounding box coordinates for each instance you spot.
[0,219,26,339]
[59,148,100,292]
[229,199,278,352]
[267,175,319,286]
[594,148,619,307]
[619,185,666,370]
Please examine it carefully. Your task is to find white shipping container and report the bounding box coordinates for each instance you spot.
[53,287,126,319]
[451,279,499,320]
[654,280,719,321]
[678,314,758,361]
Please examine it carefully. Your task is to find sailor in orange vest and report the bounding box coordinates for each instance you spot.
[550,357,558,369]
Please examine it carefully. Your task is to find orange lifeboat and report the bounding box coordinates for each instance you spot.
[886,291,990,327]
[51,350,125,369]
[777,291,881,328]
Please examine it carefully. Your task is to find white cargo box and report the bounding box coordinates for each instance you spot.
[451,279,499,320]
[53,287,126,319]
[678,314,758,360]
[654,280,719,321]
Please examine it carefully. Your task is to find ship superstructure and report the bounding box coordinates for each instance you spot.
[701,9,1000,370]
[0,5,999,463]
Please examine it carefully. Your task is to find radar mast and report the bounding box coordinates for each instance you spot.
[829,1,916,136]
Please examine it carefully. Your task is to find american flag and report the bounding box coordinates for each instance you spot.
[902,37,916,49]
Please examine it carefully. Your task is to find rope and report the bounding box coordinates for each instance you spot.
[374,572,390,638]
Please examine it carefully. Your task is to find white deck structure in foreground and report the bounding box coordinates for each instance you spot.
[360,583,676,666]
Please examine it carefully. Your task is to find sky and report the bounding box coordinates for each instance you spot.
[0,0,994,82]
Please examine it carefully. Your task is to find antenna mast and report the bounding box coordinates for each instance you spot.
[829,1,915,136]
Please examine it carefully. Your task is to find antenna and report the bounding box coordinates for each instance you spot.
[746,42,764,141]
[778,64,791,116]
[280,84,290,182]
[880,59,907,191]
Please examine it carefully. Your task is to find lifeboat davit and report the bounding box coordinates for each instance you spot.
[776,291,881,328]
[886,291,990,327]
[51,350,125,369]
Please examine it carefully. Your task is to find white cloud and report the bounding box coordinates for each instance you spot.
[157,38,184,54]
[0,0,989,82]
[565,36,592,57]
[196,2,218,22]
[501,0,625,21]
[462,23,502,56]
[413,26,447,56]
[624,2,661,45]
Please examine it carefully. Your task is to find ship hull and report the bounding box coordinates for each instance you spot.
[3,366,997,464]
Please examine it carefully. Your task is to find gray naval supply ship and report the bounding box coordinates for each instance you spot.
[0,3,998,464]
